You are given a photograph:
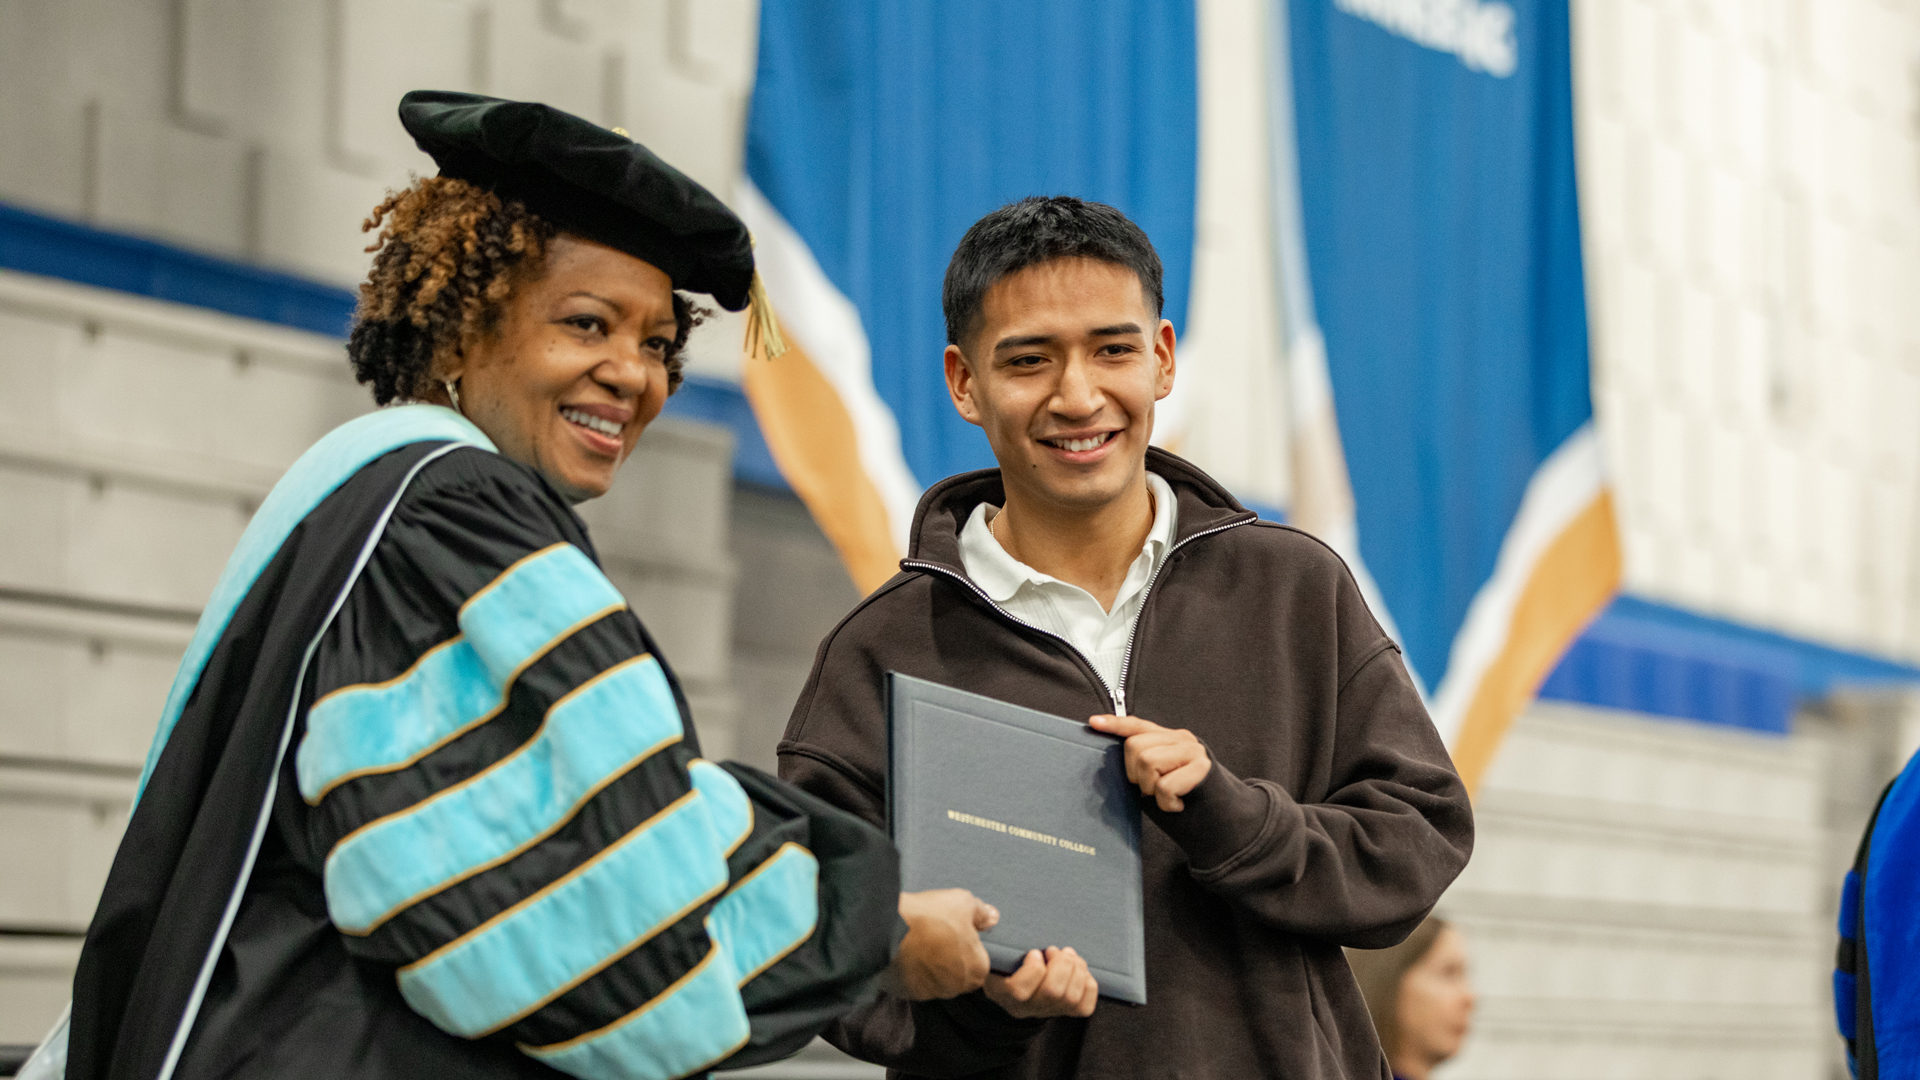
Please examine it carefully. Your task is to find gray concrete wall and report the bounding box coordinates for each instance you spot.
[0,0,759,287]
[727,486,863,774]
[1435,700,1903,1080]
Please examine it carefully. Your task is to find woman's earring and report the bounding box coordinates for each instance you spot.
[442,378,462,414]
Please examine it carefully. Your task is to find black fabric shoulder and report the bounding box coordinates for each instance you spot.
[300,447,609,712]
[399,446,591,555]
[372,449,594,618]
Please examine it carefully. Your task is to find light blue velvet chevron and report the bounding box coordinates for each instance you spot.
[459,544,626,686]
[323,650,684,935]
[515,832,821,1079]
[296,543,627,803]
[298,639,496,803]
[136,405,495,802]
[523,942,750,1080]
[395,761,753,1038]
[513,795,822,1080]
[708,842,819,985]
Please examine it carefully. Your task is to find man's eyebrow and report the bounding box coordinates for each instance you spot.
[992,333,1055,352]
[990,323,1146,352]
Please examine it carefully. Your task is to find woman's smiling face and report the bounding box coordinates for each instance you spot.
[446,233,680,502]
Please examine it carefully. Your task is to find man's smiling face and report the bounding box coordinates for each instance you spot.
[945,256,1176,515]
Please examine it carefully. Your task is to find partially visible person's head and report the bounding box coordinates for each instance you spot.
[1347,918,1475,1080]
[940,197,1175,517]
[348,176,702,502]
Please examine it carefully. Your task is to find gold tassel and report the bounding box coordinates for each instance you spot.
[744,269,789,360]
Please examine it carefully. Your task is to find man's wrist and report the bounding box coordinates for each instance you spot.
[1145,753,1274,870]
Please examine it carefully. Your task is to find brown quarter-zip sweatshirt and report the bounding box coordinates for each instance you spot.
[778,448,1474,1080]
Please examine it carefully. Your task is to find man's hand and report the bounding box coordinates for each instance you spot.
[1089,714,1212,812]
[983,947,1099,1019]
[889,889,998,1000]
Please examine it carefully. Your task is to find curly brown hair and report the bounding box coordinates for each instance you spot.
[348,176,703,405]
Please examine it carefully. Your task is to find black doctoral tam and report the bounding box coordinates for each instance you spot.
[399,89,754,311]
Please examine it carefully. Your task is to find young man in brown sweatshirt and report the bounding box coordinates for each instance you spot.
[777,196,1474,1079]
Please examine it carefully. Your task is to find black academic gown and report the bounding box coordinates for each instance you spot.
[68,425,899,1080]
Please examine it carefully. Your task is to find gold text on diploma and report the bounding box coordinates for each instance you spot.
[945,809,1096,856]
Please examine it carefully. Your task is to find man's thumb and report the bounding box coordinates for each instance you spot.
[973,899,1000,930]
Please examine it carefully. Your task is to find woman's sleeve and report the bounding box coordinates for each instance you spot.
[293,453,898,1079]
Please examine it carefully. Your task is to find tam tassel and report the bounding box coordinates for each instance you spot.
[744,270,789,360]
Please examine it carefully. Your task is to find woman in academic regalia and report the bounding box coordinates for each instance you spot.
[36,92,994,1080]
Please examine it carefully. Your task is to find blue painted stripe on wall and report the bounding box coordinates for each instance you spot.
[708,843,819,985]
[523,941,750,1078]
[1540,626,1797,734]
[396,761,748,1038]
[1602,595,1920,694]
[323,653,684,934]
[1540,595,1920,734]
[0,201,358,336]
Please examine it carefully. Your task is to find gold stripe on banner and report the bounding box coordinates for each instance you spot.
[1448,492,1623,793]
[741,328,904,595]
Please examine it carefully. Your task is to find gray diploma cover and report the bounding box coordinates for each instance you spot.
[886,672,1146,1004]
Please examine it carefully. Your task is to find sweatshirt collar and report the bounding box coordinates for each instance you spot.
[906,446,1256,580]
[957,471,1179,604]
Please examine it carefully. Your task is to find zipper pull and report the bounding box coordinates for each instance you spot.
[1112,686,1126,718]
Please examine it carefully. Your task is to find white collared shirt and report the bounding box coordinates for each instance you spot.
[957,471,1178,711]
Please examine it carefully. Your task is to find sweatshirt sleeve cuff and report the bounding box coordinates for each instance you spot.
[932,990,1049,1047]
[1143,750,1277,872]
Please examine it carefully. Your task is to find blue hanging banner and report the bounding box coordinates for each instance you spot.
[1276,0,1618,782]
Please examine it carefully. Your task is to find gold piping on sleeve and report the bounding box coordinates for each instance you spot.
[304,602,628,805]
[327,653,675,934]
[717,841,819,987]
[400,760,753,1036]
[518,943,750,1066]
[401,789,734,1037]
[458,542,573,615]
[307,633,466,715]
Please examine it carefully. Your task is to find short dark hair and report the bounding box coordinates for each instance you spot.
[942,196,1164,348]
